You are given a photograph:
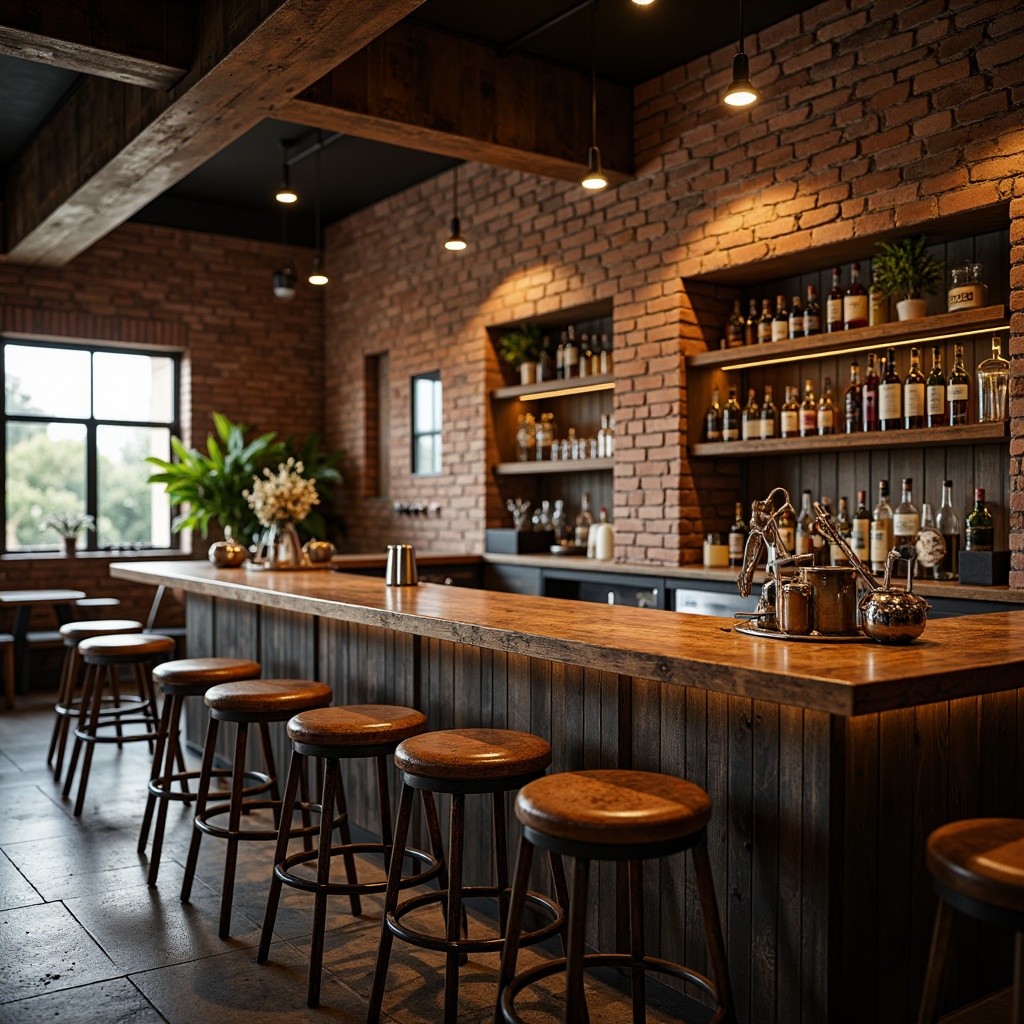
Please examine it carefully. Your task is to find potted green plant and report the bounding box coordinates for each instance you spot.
[41,511,95,556]
[872,235,944,321]
[498,324,543,385]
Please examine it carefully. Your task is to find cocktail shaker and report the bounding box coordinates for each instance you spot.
[385,544,418,586]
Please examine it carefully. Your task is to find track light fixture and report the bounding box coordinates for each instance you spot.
[275,142,297,203]
[444,165,467,251]
[581,2,607,191]
[724,0,758,108]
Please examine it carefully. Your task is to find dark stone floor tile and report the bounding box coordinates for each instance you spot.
[0,849,41,911]
[0,784,78,844]
[0,976,164,1024]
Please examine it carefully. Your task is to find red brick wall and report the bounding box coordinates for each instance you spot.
[324,0,1024,576]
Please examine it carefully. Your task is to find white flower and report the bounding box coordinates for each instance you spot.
[243,458,319,528]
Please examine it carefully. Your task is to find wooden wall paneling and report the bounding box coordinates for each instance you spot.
[659,679,689,994]
[704,692,731,1009]
[775,704,804,1024]
[944,446,975,527]
[976,229,1010,307]
[183,594,214,753]
[210,598,257,660]
[727,696,754,1024]
[682,686,709,989]
[975,442,1010,547]
[750,699,780,1024]
[259,607,315,679]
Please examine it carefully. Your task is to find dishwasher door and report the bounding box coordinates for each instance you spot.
[672,582,760,618]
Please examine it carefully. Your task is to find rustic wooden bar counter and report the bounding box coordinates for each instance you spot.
[112,560,1024,1024]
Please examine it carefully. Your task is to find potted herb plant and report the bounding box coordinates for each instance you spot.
[41,511,95,556]
[872,235,944,321]
[498,324,543,385]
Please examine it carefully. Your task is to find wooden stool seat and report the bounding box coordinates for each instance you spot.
[394,727,551,782]
[60,619,144,644]
[74,597,121,614]
[78,633,175,661]
[516,770,713,848]
[288,705,426,749]
[205,678,332,717]
[154,657,261,695]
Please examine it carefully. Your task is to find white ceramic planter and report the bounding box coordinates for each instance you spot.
[519,361,538,385]
[896,298,927,321]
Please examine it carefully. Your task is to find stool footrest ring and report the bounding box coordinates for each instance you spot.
[55,695,129,717]
[196,799,334,842]
[75,721,158,743]
[275,842,441,897]
[149,766,269,802]
[388,887,564,956]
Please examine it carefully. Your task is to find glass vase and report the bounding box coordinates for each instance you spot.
[256,521,304,568]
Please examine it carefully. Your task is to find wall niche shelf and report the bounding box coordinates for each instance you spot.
[494,458,615,476]
[690,422,1009,458]
[492,375,614,402]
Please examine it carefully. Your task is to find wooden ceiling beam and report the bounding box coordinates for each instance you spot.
[282,22,633,187]
[2,0,425,267]
[0,0,192,90]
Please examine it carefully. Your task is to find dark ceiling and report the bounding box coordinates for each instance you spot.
[0,0,820,249]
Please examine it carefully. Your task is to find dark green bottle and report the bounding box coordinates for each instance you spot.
[964,487,994,551]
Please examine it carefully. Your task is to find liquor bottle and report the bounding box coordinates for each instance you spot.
[826,267,844,333]
[563,326,579,379]
[772,295,789,342]
[777,505,796,554]
[728,502,748,568]
[918,501,935,579]
[796,489,815,556]
[745,298,758,346]
[964,488,994,551]
[879,347,902,430]
[862,352,879,432]
[844,362,862,433]
[947,343,970,425]
[704,388,722,442]
[869,266,888,327]
[903,347,926,430]
[599,333,613,375]
[574,492,594,549]
[579,334,592,378]
[591,335,602,375]
[799,379,817,438]
[722,387,742,441]
[780,386,800,438]
[597,413,610,458]
[726,300,746,348]
[803,285,821,336]
[604,413,615,456]
[817,376,834,435]
[843,262,868,329]
[870,479,893,574]
[760,385,777,439]
[925,346,945,428]
[831,497,852,566]
[538,335,553,382]
[892,477,920,551]
[757,299,773,344]
[556,331,566,379]
[813,496,830,565]
[535,412,554,461]
[852,489,871,566]
[934,479,959,580]
[788,295,803,339]
[741,388,760,441]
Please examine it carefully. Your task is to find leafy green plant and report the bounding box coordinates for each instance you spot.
[40,511,95,539]
[498,324,543,369]
[872,235,944,300]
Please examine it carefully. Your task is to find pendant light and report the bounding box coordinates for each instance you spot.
[581,2,607,190]
[724,0,758,108]
[308,137,328,286]
[273,205,296,300]
[275,141,297,203]
[444,165,467,251]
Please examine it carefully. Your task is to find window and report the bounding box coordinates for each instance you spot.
[3,339,179,552]
[411,371,442,475]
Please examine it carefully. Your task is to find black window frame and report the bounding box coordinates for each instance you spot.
[410,370,443,477]
[1,336,182,554]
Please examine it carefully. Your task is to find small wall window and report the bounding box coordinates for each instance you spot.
[411,371,442,476]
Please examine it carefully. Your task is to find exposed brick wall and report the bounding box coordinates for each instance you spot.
[324,0,1024,574]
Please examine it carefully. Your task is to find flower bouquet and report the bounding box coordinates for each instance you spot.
[245,459,320,568]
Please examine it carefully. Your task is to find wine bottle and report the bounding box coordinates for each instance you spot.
[726,301,745,348]
[964,487,994,550]
[757,299,773,344]
[852,489,871,566]
[745,298,758,347]
[704,388,722,442]
[925,346,945,428]
[843,262,868,329]
[796,489,815,556]
[722,387,742,441]
[780,386,799,439]
[869,266,888,327]
[564,326,579,379]
[728,501,748,568]
[575,492,594,549]
[817,376,834,435]
[903,347,926,430]
[832,496,852,566]
[799,379,817,438]
[879,346,901,431]
[803,285,821,336]
[826,267,843,333]
[741,388,760,441]
[844,362,862,433]
[947,343,970,425]
[892,477,920,550]
[760,385,777,439]
[862,352,879,432]
[778,505,796,554]
[772,295,789,342]
[870,479,893,574]
[788,295,803,340]
[934,479,959,580]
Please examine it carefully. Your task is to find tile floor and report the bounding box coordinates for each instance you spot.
[0,696,703,1024]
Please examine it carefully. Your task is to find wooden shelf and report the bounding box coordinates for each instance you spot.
[492,374,615,401]
[494,458,614,476]
[686,306,1008,370]
[690,422,1009,458]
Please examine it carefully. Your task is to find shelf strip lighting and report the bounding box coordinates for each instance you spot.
[718,324,1010,372]
[517,381,615,401]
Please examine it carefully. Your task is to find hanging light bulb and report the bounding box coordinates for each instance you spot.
[724,0,759,107]
[631,0,655,5]
[273,266,297,300]
[275,143,297,203]
[307,137,328,285]
[581,4,607,191]
[308,255,328,287]
[444,165,468,251]
[581,146,607,190]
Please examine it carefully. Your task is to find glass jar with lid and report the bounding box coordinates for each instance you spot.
[947,262,987,312]
[976,335,1009,422]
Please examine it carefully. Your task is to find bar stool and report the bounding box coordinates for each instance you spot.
[258,705,445,1008]
[918,818,1024,1023]
[138,656,262,886]
[495,770,735,1024]
[74,597,122,617]
[367,728,567,1024]
[61,632,173,816]
[46,619,144,781]
[180,679,333,939]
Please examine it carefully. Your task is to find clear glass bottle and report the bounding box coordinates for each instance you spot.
[826,267,843,333]
[704,389,722,442]
[803,285,821,336]
[722,387,742,441]
[831,496,852,567]
[892,477,920,550]
[760,385,777,439]
[551,499,568,544]
[533,499,553,532]
[780,386,800,439]
[516,413,536,462]
[879,347,902,431]
[817,376,834,435]
[535,412,554,461]
[799,379,817,438]
[843,262,868,329]
[925,346,945,428]
[947,343,970,425]
[788,295,803,340]
[574,492,593,549]
[903,347,925,430]
[772,295,789,342]
[852,489,871,567]
[964,487,994,551]
[870,479,893,574]
[728,501,748,567]
[599,333,613,375]
[862,352,879,432]
[726,301,745,348]
[934,479,959,580]
[844,362,862,433]
[741,388,760,441]
[604,414,615,457]
[796,489,815,556]
[977,335,1009,423]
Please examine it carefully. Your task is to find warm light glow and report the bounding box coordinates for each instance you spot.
[518,381,615,401]
[631,0,655,5]
[581,146,607,190]
[444,215,467,251]
[308,255,327,286]
[275,188,298,204]
[724,51,758,107]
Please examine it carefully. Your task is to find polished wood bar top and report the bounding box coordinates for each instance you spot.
[111,561,1024,717]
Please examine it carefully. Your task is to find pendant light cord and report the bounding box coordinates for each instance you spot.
[590,0,598,148]
[453,164,459,219]
[314,130,322,254]
[738,0,744,52]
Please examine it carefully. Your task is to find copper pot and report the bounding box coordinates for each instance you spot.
[778,580,812,635]
[799,566,859,635]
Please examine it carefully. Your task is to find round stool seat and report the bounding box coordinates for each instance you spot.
[926,818,1024,915]
[205,679,332,716]
[395,728,551,781]
[288,705,426,748]
[61,619,144,643]
[78,633,175,661]
[154,657,261,692]
[75,597,121,610]
[516,770,713,847]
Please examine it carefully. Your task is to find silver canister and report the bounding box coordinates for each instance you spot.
[778,580,813,635]
[385,544,418,586]
[799,566,859,635]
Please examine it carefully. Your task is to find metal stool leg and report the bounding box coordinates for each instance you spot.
[628,859,646,1024]
[443,793,466,1024]
[331,759,362,916]
[139,693,174,854]
[493,791,511,936]
[181,716,220,903]
[494,835,536,1024]
[376,754,394,872]
[565,857,591,1024]
[307,758,336,1008]
[219,722,249,938]
[917,900,954,1024]
[258,722,281,828]
[692,837,735,1024]
[72,664,110,816]
[61,661,96,799]
[147,693,185,885]
[47,648,75,764]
